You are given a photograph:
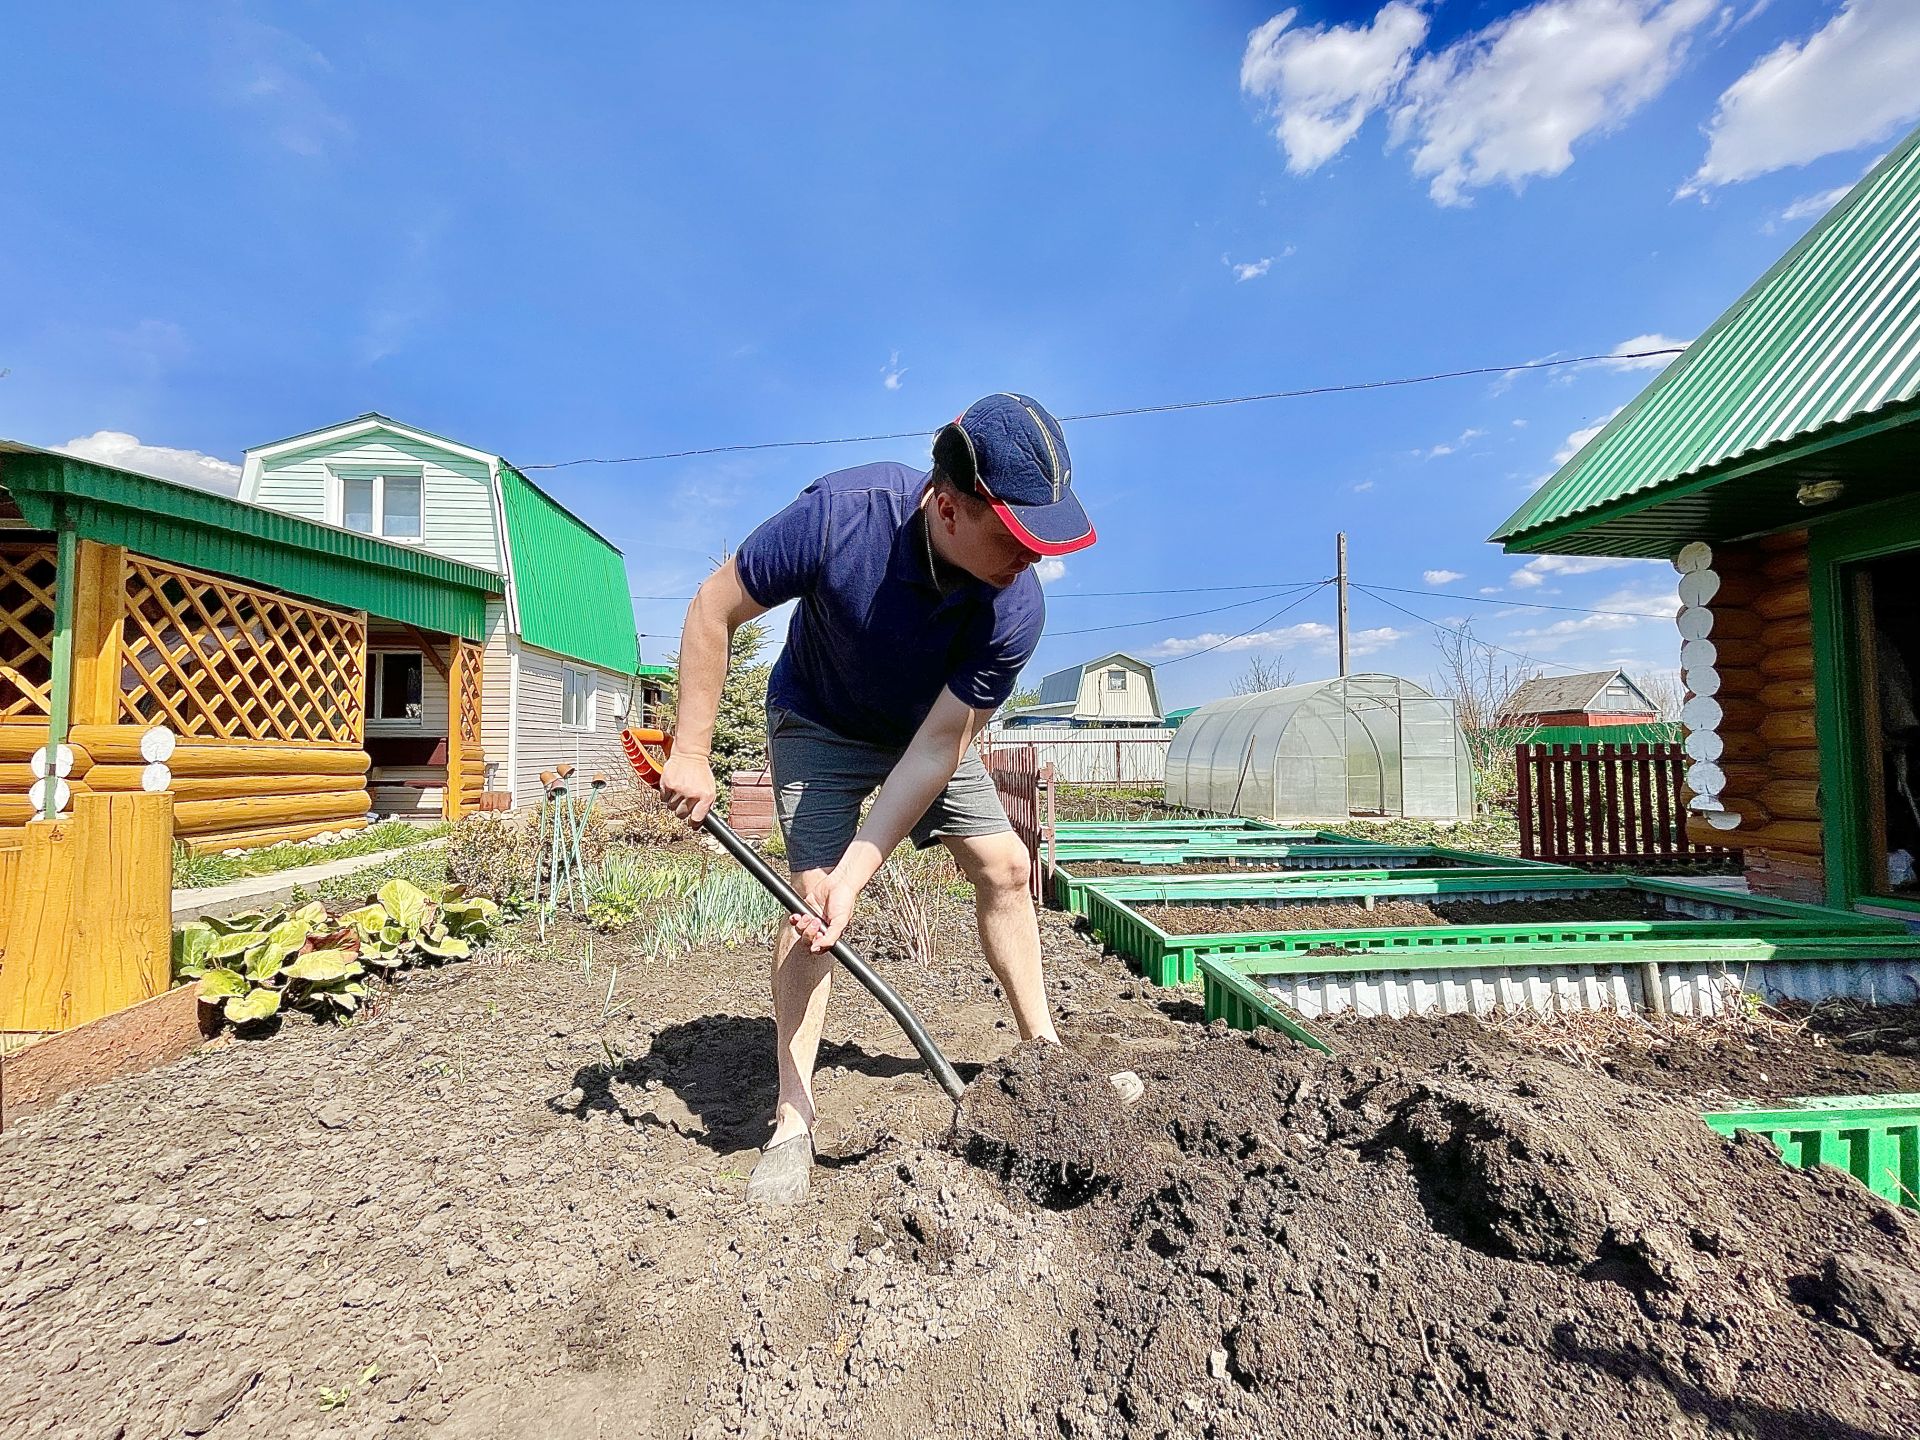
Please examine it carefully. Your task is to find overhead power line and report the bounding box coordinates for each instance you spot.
[1034,582,1328,637]
[1350,583,1603,676]
[1361,582,1675,621]
[527,347,1684,470]
[1154,582,1334,669]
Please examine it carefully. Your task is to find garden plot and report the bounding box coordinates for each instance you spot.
[1084,871,1920,994]
[1048,842,1561,915]
[6,860,1920,1437]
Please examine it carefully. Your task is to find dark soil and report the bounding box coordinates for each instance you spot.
[1142,892,1692,935]
[3,876,1919,1437]
[1318,1011,1920,1105]
[1063,858,1472,878]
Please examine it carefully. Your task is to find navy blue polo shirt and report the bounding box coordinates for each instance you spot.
[736,462,1045,748]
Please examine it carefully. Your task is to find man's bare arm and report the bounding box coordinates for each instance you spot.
[660,556,769,824]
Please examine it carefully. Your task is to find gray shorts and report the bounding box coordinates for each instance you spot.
[765,705,1012,873]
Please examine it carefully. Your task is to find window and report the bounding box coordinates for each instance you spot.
[336,470,425,541]
[563,667,594,729]
[366,651,424,724]
[1107,668,1128,692]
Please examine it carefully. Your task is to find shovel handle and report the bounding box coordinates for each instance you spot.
[616,725,965,1103]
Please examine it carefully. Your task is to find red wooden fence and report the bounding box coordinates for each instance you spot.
[1515,742,1738,868]
[982,743,1055,903]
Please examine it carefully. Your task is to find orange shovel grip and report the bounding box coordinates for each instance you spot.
[620,727,673,789]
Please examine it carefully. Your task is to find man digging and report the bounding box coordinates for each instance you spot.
[660,393,1096,1205]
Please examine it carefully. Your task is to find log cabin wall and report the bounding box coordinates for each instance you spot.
[1680,529,1822,902]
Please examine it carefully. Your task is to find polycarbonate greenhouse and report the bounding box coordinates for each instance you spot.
[1163,673,1473,821]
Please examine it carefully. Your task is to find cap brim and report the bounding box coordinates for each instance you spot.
[988,490,1097,557]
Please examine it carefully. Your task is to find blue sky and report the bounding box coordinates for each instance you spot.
[5,2,1918,708]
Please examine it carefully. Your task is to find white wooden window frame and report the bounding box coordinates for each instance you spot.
[367,648,427,728]
[1106,668,1128,692]
[562,666,595,731]
[327,466,426,544]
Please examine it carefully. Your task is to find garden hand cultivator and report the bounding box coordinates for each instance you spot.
[532,765,606,937]
[620,727,966,1102]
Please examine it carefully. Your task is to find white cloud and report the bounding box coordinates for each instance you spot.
[1773,183,1855,227]
[1509,553,1659,588]
[1389,0,1716,205]
[1684,0,1920,193]
[1511,418,1528,428]
[1417,426,1488,460]
[1034,558,1067,585]
[1509,585,1680,649]
[1227,255,1274,281]
[1240,4,1430,173]
[55,431,242,496]
[1604,333,1688,370]
[881,350,906,391]
[1554,421,1607,466]
[1146,620,1404,660]
[1478,585,1503,594]
[1422,569,1465,586]
[223,19,351,158]
[1352,479,1376,492]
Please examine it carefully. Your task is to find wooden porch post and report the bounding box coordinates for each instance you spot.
[70,540,128,727]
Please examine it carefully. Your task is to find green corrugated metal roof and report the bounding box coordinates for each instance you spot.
[498,463,639,674]
[635,663,675,678]
[0,443,500,640]
[1494,122,1920,554]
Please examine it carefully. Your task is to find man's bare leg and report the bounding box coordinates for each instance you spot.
[747,864,833,1205]
[943,831,1060,1044]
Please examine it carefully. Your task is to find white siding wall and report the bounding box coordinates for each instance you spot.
[510,643,637,804]
[479,601,514,796]
[1074,661,1159,722]
[248,431,505,573]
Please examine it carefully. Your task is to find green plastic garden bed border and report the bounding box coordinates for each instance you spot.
[1701,1094,1920,1212]
[1087,873,1908,986]
[1051,824,1360,845]
[1049,845,1568,917]
[1194,959,1920,1213]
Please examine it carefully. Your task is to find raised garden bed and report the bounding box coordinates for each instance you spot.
[1085,872,1911,986]
[1048,843,1561,916]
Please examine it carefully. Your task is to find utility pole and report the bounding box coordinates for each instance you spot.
[1336,532,1349,677]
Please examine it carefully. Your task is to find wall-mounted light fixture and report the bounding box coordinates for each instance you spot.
[1795,478,1846,507]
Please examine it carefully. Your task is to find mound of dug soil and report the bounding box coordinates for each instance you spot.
[951,1028,1920,1439]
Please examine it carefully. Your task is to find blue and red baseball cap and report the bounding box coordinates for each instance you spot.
[932,393,1096,557]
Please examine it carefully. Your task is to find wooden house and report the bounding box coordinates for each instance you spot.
[1492,123,1920,921]
[1499,670,1660,728]
[0,438,503,856]
[1007,651,1164,727]
[240,414,656,815]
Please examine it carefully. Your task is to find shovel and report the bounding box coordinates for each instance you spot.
[620,728,966,1102]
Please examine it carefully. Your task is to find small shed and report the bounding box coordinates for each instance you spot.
[1500,670,1659,728]
[1010,651,1163,727]
[1164,673,1472,820]
[1491,120,1920,918]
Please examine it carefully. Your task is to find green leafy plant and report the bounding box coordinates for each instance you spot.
[173,901,367,1026]
[173,882,500,1030]
[339,878,501,971]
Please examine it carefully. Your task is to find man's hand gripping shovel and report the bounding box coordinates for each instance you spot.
[620,728,966,1103]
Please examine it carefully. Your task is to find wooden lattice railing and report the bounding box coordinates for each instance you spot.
[0,543,56,721]
[119,555,367,745]
[454,637,483,749]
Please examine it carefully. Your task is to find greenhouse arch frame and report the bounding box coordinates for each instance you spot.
[1163,673,1473,821]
